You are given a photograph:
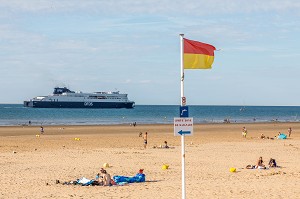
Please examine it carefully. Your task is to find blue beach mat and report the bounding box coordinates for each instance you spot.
[278,134,287,139]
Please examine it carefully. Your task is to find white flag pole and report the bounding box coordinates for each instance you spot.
[179,33,186,199]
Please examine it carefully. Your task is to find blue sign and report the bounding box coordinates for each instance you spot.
[178,130,191,135]
[180,106,189,118]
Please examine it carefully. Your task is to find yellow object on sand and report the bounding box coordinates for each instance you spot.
[230,167,236,172]
[36,135,40,137]
[103,163,110,168]
[74,138,81,141]
[162,164,169,170]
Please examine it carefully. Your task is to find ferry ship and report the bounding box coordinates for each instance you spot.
[24,87,135,108]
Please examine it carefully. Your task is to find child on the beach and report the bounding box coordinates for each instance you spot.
[40,126,44,134]
[242,127,247,138]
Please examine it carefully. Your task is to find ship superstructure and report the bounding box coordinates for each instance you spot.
[24,87,135,108]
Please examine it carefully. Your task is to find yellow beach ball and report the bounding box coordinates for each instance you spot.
[229,167,236,173]
[162,164,169,170]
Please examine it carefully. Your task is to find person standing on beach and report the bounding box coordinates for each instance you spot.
[242,127,247,138]
[143,132,148,149]
[40,126,44,134]
[288,127,292,137]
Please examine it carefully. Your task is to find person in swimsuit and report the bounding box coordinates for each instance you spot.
[242,127,248,138]
[288,127,292,137]
[163,141,169,148]
[101,169,111,186]
[93,168,111,186]
[268,158,277,167]
[40,126,44,134]
[256,157,266,169]
[143,132,148,149]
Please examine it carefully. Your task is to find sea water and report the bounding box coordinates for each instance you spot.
[0,104,299,126]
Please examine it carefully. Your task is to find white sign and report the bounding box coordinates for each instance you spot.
[174,117,193,136]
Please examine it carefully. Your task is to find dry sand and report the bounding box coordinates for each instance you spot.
[0,123,299,199]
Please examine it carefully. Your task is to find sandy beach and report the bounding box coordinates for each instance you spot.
[0,123,299,199]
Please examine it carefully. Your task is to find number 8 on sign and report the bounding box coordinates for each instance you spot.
[182,97,186,106]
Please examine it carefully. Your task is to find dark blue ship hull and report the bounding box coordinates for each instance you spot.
[24,101,134,109]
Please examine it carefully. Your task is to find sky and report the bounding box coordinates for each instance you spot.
[1,0,300,105]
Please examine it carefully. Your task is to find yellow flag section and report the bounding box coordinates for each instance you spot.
[183,38,216,69]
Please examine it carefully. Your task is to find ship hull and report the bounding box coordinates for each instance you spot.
[24,101,135,109]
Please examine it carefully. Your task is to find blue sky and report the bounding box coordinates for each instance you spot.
[1,0,300,105]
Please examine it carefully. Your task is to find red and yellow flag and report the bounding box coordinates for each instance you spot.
[184,38,216,69]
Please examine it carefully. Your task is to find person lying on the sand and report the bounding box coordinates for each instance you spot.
[260,134,266,139]
[245,165,255,169]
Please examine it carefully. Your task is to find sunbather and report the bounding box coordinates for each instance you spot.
[256,157,266,169]
[92,168,112,186]
[102,169,112,186]
[246,165,255,169]
[163,141,169,148]
[268,158,277,167]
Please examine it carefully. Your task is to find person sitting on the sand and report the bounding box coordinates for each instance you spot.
[92,168,111,186]
[268,158,277,167]
[163,141,169,148]
[101,169,112,186]
[260,134,266,139]
[92,168,104,185]
[256,157,266,169]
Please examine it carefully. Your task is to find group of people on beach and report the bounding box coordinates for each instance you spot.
[130,122,137,127]
[139,132,170,149]
[242,126,293,139]
[246,157,277,169]
[138,132,148,149]
[59,168,113,186]
[60,168,146,186]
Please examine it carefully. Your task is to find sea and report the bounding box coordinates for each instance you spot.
[0,104,300,126]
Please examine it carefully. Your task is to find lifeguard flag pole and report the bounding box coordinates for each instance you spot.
[179,34,216,199]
